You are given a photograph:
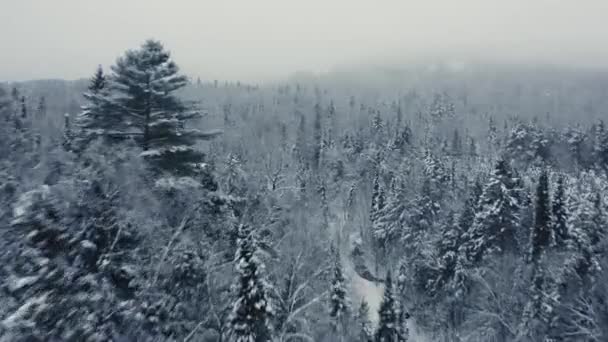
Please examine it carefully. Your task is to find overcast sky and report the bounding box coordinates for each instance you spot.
[1,0,608,81]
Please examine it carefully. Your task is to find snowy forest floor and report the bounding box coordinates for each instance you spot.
[331,216,428,341]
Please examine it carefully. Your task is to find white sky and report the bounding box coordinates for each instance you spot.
[1,0,608,81]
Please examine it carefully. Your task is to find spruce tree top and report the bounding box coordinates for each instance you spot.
[88,65,106,93]
[109,40,219,177]
[229,224,273,342]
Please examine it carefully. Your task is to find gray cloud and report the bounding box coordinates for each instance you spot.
[1,0,608,81]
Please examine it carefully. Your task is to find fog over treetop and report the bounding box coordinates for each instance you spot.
[1,0,608,81]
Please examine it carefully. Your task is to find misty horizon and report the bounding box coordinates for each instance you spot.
[2,0,608,82]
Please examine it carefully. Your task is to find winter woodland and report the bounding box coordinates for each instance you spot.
[1,40,608,342]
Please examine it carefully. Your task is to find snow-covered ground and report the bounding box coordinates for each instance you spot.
[342,240,428,342]
[344,252,384,323]
[331,218,428,341]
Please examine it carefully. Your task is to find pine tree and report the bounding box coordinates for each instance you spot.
[370,165,388,273]
[451,129,462,156]
[228,224,273,342]
[36,96,46,119]
[88,65,106,93]
[223,153,247,196]
[564,175,603,283]
[458,178,483,232]
[468,136,477,156]
[294,110,307,164]
[20,96,27,119]
[329,250,350,333]
[223,103,232,127]
[375,271,398,342]
[404,178,438,248]
[547,171,608,341]
[435,212,462,291]
[563,125,586,169]
[488,117,498,148]
[4,174,142,341]
[423,150,447,201]
[520,254,552,341]
[326,101,336,149]
[530,169,551,262]
[313,103,323,170]
[62,113,73,151]
[506,123,551,166]
[372,110,384,137]
[356,300,373,342]
[592,119,608,172]
[390,125,412,153]
[318,179,330,228]
[8,87,19,124]
[395,264,409,342]
[551,175,568,247]
[110,40,216,176]
[370,167,386,227]
[0,86,14,159]
[396,103,403,128]
[0,86,10,116]
[11,86,19,103]
[395,262,409,316]
[463,158,521,262]
[74,65,111,150]
[429,92,455,122]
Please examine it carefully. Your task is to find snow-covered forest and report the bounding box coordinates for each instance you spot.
[1,39,608,342]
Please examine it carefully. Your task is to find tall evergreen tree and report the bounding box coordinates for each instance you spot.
[520,254,552,341]
[88,64,106,93]
[435,212,462,290]
[62,113,73,151]
[564,175,603,283]
[3,172,142,341]
[530,169,551,261]
[313,103,323,170]
[326,101,336,149]
[375,271,398,342]
[403,178,438,251]
[373,175,405,247]
[11,86,19,103]
[20,96,27,119]
[422,150,447,203]
[74,65,111,150]
[463,158,521,262]
[318,179,330,229]
[468,136,477,156]
[329,250,350,334]
[563,125,586,169]
[109,40,217,176]
[458,178,483,233]
[7,87,19,122]
[36,96,46,119]
[451,129,462,156]
[396,103,403,127]
[551,175,568,247]
[356,300,373,342]
[370,165,388,269]
[370,167,386,227]
[390,124,412,153]
[228,224,274,342]
[372,110,384,138]
[294,110,307,165]
[0,87,10,115]
[429,92,455,123]
[395,264,409,342]
[592,119,608,172]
